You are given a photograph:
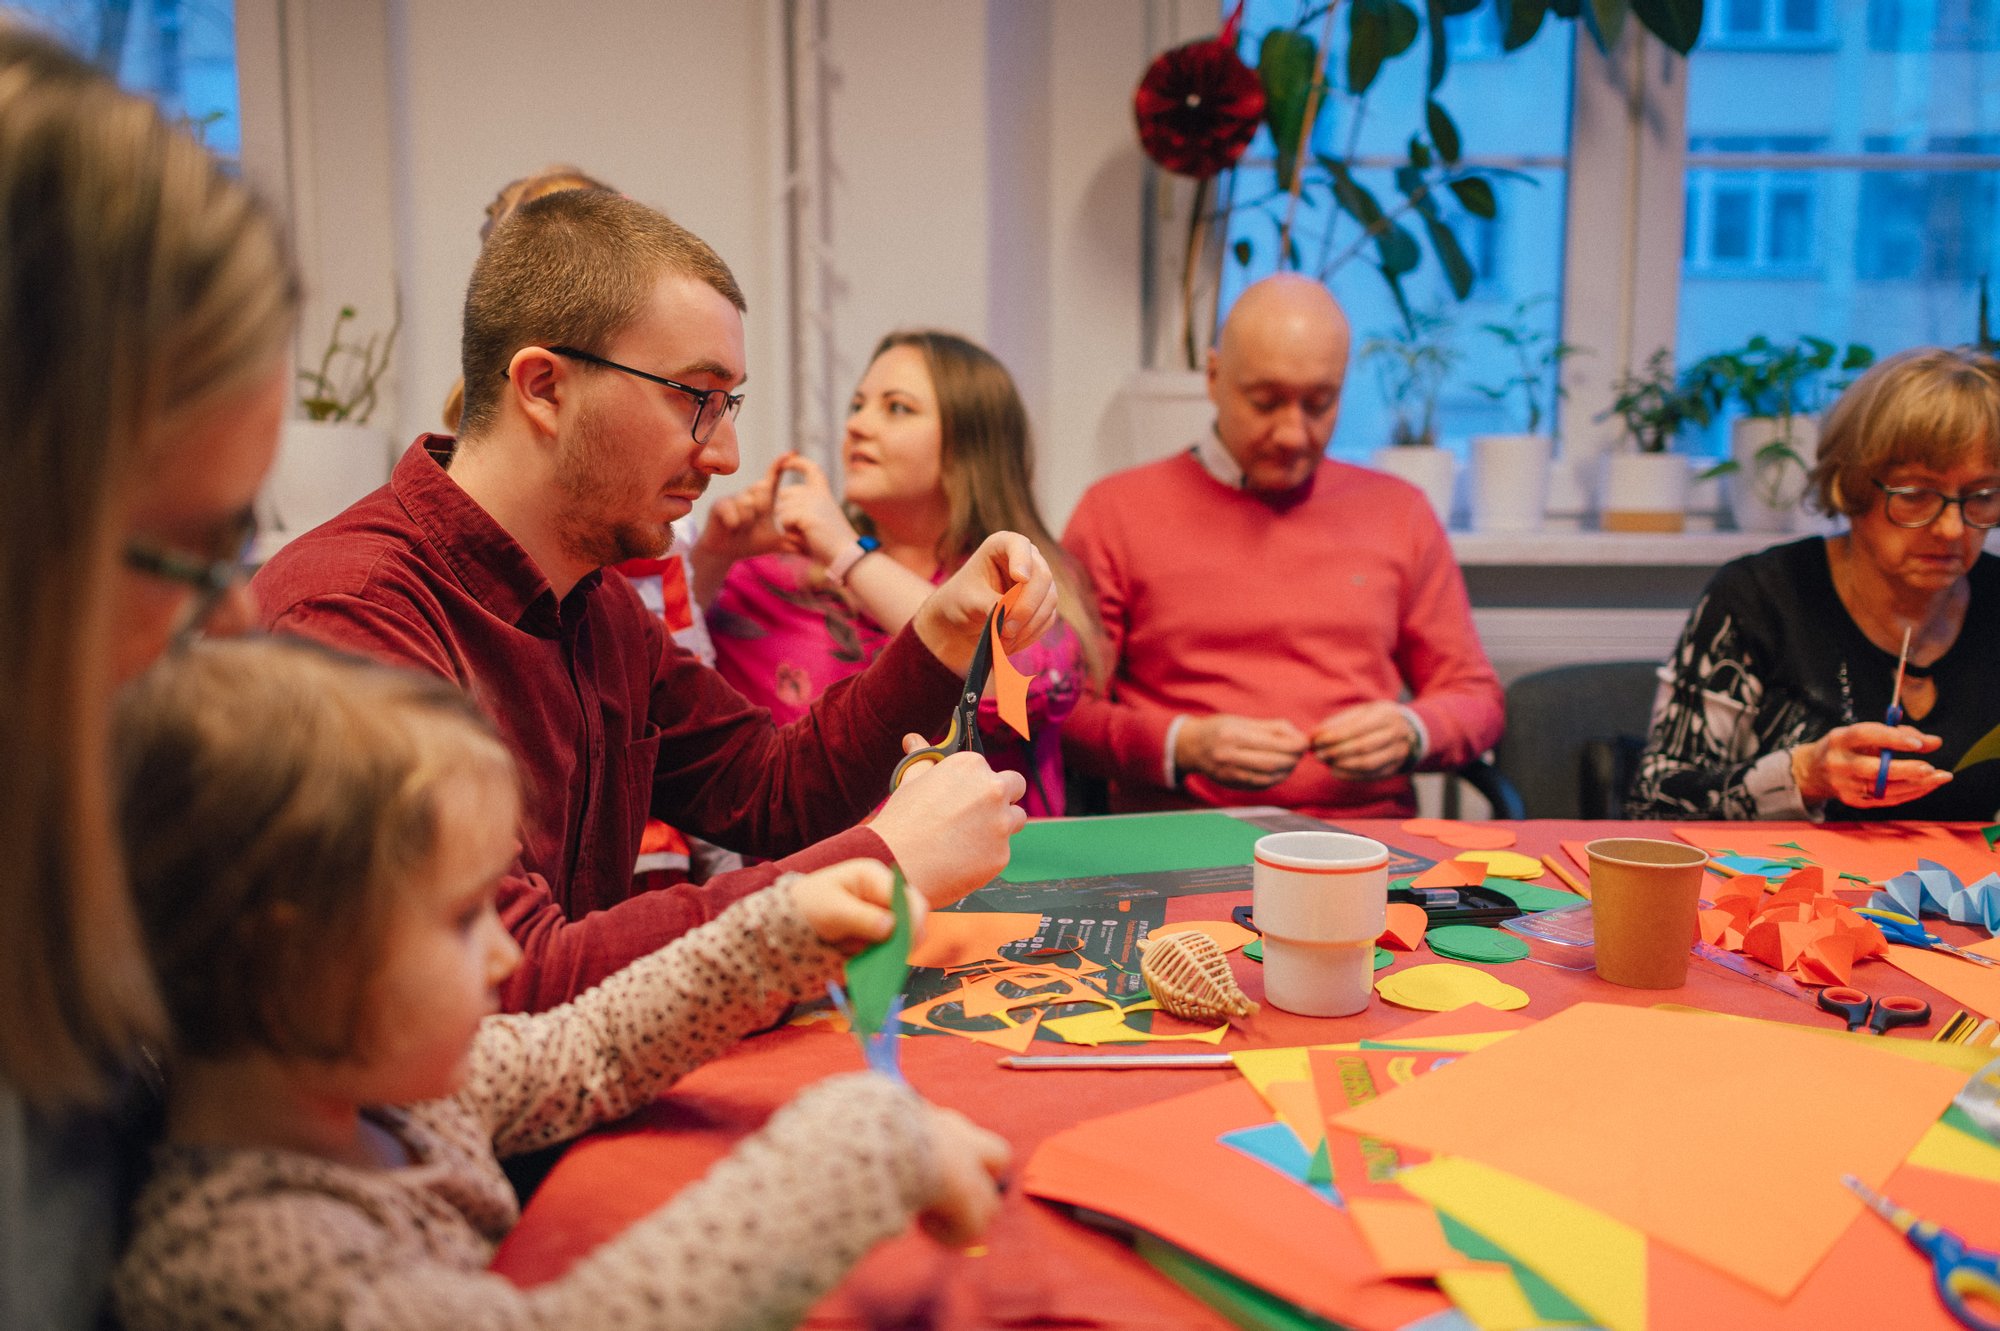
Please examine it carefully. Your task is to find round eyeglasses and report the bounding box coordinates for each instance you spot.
[1871,479,2000,530]
[547,346,743,446]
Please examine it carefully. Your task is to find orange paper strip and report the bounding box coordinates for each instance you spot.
[990,583,1032,741]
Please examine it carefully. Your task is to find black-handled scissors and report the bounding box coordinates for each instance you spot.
[1818,985,1931,1035]
[890,603,998,789]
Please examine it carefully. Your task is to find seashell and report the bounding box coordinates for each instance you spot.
[1138,930,1258,1023]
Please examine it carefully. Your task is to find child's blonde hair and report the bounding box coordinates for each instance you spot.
[116,638,516,1063]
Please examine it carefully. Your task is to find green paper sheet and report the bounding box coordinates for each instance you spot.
[843,869,912,1037]
[1426,924,1530,964]
[1956,721,2000,773]
[1135,1235,1342,1331]
[1245,938,1263,962]
[1374,946,1394,970]
[1000,811,1271,883]
[1305,1139,1333,1186]
[1477,878,1583,913]
[1984,824,2000,852]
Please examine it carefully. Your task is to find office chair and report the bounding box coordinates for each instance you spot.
[1493,661,1663,819]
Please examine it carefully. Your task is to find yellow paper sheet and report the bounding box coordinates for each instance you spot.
[1435,1265,1545,1331]
[1345,1197,1464,1277]
[1340,1003,1967,1301]
[1376,964,1529,1012]
[1907,1121,2000,1184]
[1231,1044,1358,1098]
[1453,849,1545,880]
[1396,1156,1646,1331]
[1879,936,2000,1019]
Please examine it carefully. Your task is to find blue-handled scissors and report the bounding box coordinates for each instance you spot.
[1875,624,1913,799]
[890,603,997,789]
[1843,1175,2000,1330]
[1857,907,2000,968]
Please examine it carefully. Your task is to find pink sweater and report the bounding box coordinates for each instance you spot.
[1061,452,1503,818]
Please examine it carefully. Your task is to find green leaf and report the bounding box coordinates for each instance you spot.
[1426,0,1451,90]
[1348,0,1421,95]
[1326,160,1388,228]
[1427,100,1463,164]
[1449,175,1498,217]
[1550,0,1582,16]
[1582,0,1628,50]
[1259,30,1319,192]
[1697,459,1741,480]
[1233,238,1254,266]
[1499,0,1552,48]
[1409,135,1434,170]
[1435,0,1483,14]
[1630,0,1704,53]
[1424,217,1476,299]
[1379,220,1424,276]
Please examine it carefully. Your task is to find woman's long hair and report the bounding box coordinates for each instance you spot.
[0,26,298,1108]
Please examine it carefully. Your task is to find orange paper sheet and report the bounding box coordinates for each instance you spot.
[1673,822,1994,886]
[1153,919,1258,953]
[1378,902,1429,951]
[1881,936,2000,1018]
[1401,818,1517,850]
[1411,859,1486,889]
[990,583,1033,740]
[1345,1197,1465,1278]
[1334,1002,1968,1300]
[906,911,1043,969]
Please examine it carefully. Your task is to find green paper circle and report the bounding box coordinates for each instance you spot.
[1244,938,1263,962]
[1374,946,1394,971]
[1425,924,1529,964]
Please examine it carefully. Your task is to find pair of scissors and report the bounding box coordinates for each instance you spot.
[1857,907,2000,968]
[1817,985,1931,1034]
[890,603,997,789]
[1875,624,1913,798]
[1843,1175,2000,1329]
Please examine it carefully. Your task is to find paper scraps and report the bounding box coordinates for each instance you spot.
[1696,866,1888,987]
[1376,963,1529,1012]
[1425,924,1529,965]
[1453,849,1544,881]
[1401,818,1519,850]
[1379,902,1429,951]
[990,583,1033,740]
[1040,999,1228,1046]
[1872,857,2000,935]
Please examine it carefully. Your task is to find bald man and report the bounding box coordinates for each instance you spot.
[1061,275,1504,818]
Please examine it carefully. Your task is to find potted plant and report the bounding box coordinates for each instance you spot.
[1362,305,1460,524]
[263,299,400,538]
[1600,349,1711,533]
[1469,296,1579,534]
[1690,335,1874,533]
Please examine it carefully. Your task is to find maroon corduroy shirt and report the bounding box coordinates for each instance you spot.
[253,438,963,1009]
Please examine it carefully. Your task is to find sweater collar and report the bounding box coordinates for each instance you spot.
[1187,430,1321,509]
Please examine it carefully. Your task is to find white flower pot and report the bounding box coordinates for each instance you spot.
[1470,433,1552,533]
[1600,452,1691,533]
[1370,445,1457,528]
[1726,415,1817,533]
[259,419,394,538]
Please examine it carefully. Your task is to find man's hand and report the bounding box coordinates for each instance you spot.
[913,1103,1010,1246]
[911,532,1058,674]
[787,857,930,952]
[1791,723,1950,808]
[1174,715,1307,789]
[1310,701,1415,781]
[870,745,1027,907]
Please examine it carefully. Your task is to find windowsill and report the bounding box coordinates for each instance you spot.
[1449,528,1783,566]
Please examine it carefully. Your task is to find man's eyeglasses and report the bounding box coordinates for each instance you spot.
[547,346,743,445]
[1872,479,2000,530]
[124,509,259,642]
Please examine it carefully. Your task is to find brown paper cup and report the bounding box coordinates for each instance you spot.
[1585,837,1709,989]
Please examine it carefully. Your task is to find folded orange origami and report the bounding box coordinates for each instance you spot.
[1696,866,1888,987]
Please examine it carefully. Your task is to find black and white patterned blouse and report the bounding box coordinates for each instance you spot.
[1629,536,2000,822]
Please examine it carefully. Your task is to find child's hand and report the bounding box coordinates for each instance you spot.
[915,1104,1010,1246]
[789,858,929,952]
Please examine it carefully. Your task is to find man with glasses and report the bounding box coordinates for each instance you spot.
[1632,345,2000,821]
[254,190,1059,1010]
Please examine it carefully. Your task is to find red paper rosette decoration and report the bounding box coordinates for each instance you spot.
[1133,2,1266,180]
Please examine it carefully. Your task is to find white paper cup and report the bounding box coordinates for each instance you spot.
[1253,832,1389,1017]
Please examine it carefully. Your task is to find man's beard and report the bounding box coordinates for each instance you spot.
[552,405,707,570]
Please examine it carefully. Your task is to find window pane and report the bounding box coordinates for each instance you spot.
[1225,3,1575,460]
[1679,0,2000,447]
[11,1,240,158]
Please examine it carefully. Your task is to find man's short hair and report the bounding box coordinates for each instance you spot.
[458,189,746,435]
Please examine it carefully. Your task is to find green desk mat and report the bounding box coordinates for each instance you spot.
[1000,811,1272,884]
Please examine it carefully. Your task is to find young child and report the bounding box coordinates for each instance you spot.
[110,637,1007,1329]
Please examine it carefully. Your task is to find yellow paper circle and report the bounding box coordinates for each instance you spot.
[1375,963,1530,1012]
[1453,849,1545,881]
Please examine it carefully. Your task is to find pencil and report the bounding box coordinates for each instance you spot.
[997,1053,1235,1070]
[1542,854,1591,900]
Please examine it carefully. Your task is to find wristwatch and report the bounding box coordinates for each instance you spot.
[826,534,881,586]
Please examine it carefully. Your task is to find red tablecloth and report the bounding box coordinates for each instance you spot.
[490,818,1988,1328]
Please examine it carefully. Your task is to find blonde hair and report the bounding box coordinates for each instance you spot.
[116,638,516,1063]
[1810,346,2000,516]
[0,26,298,1107]
[444,164,616,430]
[863,330,1106,684]
[456,189,744,438]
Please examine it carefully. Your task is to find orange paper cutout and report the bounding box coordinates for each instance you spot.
[1702,868,1887,987]
[1334,1003,1969,1300]
[1379,902,1429,951]
[1152,919,1259,953]
[1411,860,1486,889]
[1432,824,1518,850]
[907,911,1043,969]
[1672,822,1995,886]
[990,583,1032,741]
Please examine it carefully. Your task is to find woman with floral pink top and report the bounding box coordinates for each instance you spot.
[694,331,1100,815]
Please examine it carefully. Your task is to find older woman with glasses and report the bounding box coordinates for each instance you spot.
[1631,346,2000,821]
